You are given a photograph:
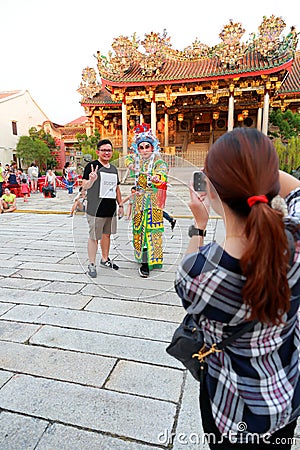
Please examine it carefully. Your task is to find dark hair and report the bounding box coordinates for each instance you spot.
[205,128,290,324]
[21,179,27,184]
[97,139,113,149]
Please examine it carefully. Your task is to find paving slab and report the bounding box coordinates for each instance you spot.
[0,302,15,316]
[29,324,183,368]
[85,297,184,322]
[36,423,162,450]
[0,374,176,445]
[106,360,184,402]
[0,320,41,343]
[0,411,48,450]
[0,288,91,309]
[0,370,14,388]
[0,341,116,387]
[27,306,178,342]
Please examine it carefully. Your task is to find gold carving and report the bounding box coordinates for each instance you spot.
[77,67,101,99]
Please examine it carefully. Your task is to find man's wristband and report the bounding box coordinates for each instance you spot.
[188,224,206,237]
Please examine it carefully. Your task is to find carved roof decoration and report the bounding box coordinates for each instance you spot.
[80,85,122,106]
[77,67,101,99]
[85,16,298,88]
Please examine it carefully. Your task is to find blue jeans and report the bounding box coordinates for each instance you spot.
[66,181,74,194]
[163,210,174,223]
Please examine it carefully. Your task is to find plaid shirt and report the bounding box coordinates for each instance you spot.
[175,188,300,438]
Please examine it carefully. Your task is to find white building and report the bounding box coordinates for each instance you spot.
[0,90,49,165]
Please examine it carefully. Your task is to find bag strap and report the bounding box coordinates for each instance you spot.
[216,319,258,351]
[285,229,296,267]
[192,319,258,363]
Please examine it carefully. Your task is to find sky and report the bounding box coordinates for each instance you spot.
[0,0,299,125]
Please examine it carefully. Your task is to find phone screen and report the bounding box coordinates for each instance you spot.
[193,171,206,192]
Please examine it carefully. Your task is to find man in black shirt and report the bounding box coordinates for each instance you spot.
[82,139,124,278]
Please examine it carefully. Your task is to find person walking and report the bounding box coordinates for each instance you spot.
[63,162,76,194]
[82,139,124,278]
[175,128,300,449]
[20,179,30,202]
[126,123,168,278]
[27,163,39,193]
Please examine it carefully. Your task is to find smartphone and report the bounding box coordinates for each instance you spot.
[193,171,206,192]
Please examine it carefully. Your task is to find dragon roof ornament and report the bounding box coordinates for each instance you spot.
[77,67,101,99]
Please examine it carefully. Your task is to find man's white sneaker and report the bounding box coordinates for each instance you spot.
[87,263,97,278]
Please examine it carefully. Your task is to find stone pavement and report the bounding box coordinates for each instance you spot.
[0,180,299,449]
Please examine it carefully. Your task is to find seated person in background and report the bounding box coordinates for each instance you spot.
[0,188,17,213]
[6,169,18,185]
[42,169,57,197]
[67,187,86,217]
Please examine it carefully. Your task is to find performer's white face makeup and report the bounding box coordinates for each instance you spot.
[138,141,153,159]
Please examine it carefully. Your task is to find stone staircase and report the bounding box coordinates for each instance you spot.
[184,142,209,167]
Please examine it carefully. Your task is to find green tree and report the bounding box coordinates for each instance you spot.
[75,129,101,161]
[270,109,300,172]
[269,109,300,141]
[274,136,300,172]
[16,135,51,170]
[29,127,59,168]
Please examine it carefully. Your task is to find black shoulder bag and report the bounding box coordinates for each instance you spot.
[166,314,256,382]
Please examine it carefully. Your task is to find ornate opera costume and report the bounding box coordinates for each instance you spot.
[126,124,168,275]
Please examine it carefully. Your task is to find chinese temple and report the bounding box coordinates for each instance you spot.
[77,16,300,166]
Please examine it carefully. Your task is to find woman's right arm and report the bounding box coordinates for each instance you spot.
[279,170,300,198]
[279,170,300,221]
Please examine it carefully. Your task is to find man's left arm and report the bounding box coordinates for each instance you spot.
[116,185,124,217]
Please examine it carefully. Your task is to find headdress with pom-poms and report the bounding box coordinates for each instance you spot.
[130,124,161,188]
[131,123,160,155]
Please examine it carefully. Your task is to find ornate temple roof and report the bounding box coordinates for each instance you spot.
[100,17,297,81]
[81,86,121,106]
[279,50,300,94]
[78,16,299,106]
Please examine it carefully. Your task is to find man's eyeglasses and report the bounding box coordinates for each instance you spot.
[138,143,152,150]
[99,149,112,152]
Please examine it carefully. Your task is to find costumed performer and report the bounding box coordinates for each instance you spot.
[126,124,168,278]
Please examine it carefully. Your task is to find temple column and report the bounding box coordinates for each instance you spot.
[262,90,270,135]
[228,93,234,131]
[257,107,262,131]
[139,113,144,124]
[151,99,157,134]
[164,112,169,147]
[122,101,128,155]
[86,120,92,137]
